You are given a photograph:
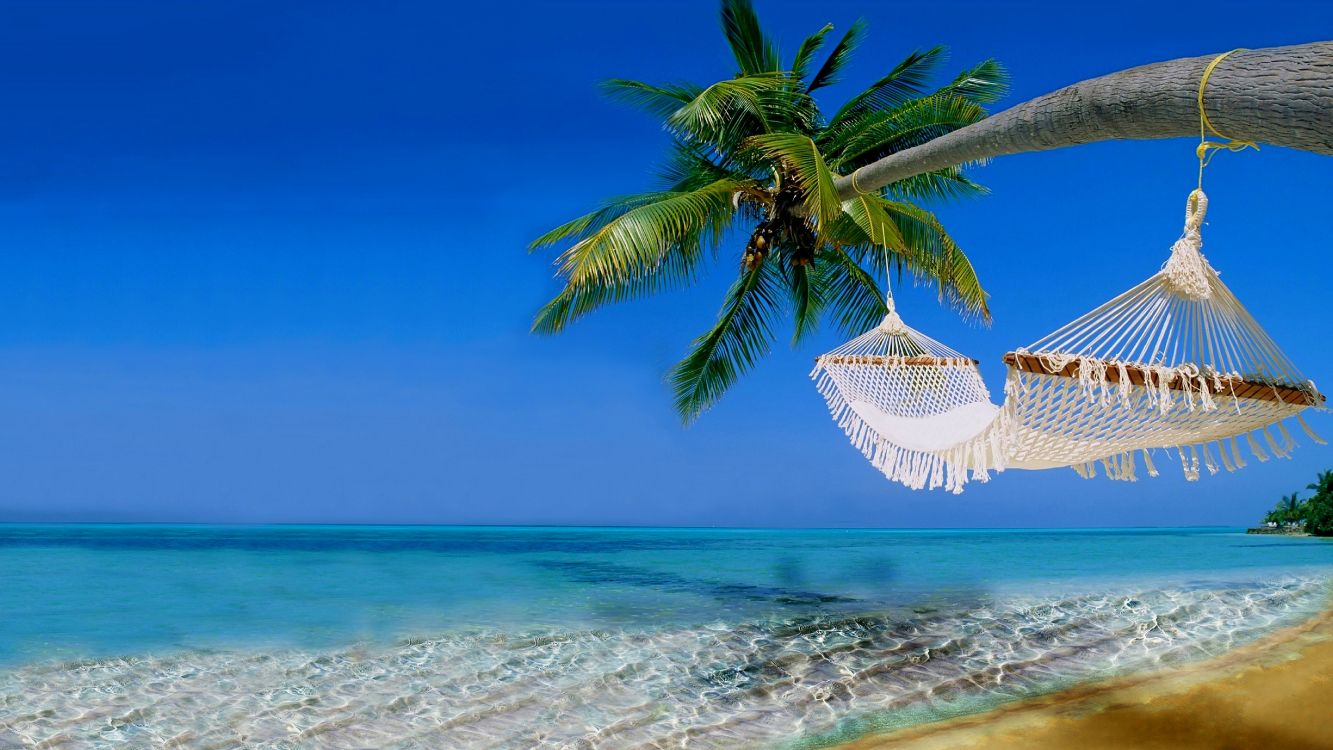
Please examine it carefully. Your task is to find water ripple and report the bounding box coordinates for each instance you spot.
[0,577,1326,749]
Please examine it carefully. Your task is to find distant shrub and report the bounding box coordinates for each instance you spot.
[1259,471,1333,536]
[1305,492,1333,536]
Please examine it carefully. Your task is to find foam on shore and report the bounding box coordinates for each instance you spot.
[833,590,1333,750]
[0,576,1327,749]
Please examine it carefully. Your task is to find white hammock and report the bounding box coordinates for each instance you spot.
[813,190,1325,493]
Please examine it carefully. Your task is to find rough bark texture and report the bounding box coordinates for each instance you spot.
[835,42,1333,200]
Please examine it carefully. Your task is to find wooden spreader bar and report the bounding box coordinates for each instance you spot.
[818,355,980,367]
[1002,352,1324,407]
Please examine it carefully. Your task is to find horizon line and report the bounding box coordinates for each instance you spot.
[0,520,1247,532]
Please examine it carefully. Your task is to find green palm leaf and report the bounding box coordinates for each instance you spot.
[532,180,746,333]
[601,79,703,123]
[791,23,833,83]
[821,62,1006,168]
[879,199,989,320]
[671,260,783,421]
[533,278,642,336]
[827,46,945,126]
[656,141,751,190]
[553,180,742,285]
[531,192,667,252]
[807,20,865,92]
[665,74,792,142]
[787,261,825,344]
[816,245,889,334]
[721,0,780,75]
[884,167,988,203]
[824,198,986,321]
[840,193,906,250]
[829,95,987,170]
[942,59,1008,104]
[604,74,794,152]
[745,133,841,229]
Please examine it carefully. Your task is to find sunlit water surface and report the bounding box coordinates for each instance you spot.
[1,525,1330,748]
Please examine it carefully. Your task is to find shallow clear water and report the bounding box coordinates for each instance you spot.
[1,525,1330,748]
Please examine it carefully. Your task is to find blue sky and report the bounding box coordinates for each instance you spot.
[1,0,1330,527]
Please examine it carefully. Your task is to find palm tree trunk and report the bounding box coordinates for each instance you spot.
[835,42,1333,200]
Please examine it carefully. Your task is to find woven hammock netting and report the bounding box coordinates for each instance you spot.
[813,190,1325,493]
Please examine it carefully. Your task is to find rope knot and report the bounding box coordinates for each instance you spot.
[878,309,907,334]
[1184,189,1208,233]
[1162,190,1215,300]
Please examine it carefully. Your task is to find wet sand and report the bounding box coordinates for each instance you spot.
[836,599,1333,750]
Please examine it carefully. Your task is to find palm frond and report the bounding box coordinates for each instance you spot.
[820,61,1003,163]
[828,95,986,170]
[825,200,987,321]
[772,85,823,138]
[878,199,989,320]
[745,133,841,229]
[940,59,1008,104]
[883,167,988,203]
[807,19,865,92]
[530,192,668,252]
[532,279,630,336]
[840,193,906,250]
[534,235,706,335]
[553,180,742,285]
[786,260,825,344]
[816,245,889,335]
[656,141,750,191]
[600,79,703,123]
[665,74,792,142]
[721,0,779,74]
[532,180,746,333]
[670,259,783,421]
[791,23,833,83]
[827,46,945,126]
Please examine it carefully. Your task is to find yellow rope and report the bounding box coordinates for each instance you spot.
[850,168,869,196]
[1196,49,1258,189]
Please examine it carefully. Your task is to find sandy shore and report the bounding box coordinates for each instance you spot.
[835,599,1333,750]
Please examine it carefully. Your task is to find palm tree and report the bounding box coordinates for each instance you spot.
[1277,492,1305,524]
[1305,470,1333,537]
[1307,470,1333,498]
[530,0,1006,421]
[1263,492,1300,525]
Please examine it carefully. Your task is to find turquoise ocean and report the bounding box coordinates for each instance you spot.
[2,524,1331,748]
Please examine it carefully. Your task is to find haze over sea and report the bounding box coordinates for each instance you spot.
[3,523,1330,748]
